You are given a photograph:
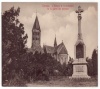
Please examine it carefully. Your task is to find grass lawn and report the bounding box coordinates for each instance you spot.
[26,76,98,87]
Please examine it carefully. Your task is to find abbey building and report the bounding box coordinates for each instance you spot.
[28,15,69,65]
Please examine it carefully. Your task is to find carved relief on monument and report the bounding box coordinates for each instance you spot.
[76,43,84,58]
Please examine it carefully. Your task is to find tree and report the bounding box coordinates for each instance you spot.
[92,49,98,76]
[2,7,28,82]
[67,57,73,76]
[86,57,93,76]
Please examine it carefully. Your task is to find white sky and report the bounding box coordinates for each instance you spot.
[2,2,98,58]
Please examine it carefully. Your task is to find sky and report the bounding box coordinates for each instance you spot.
[2,2,98,58]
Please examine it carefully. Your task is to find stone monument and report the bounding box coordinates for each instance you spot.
[71,6,90,78]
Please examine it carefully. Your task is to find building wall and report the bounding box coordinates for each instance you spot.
[57,54,68,65]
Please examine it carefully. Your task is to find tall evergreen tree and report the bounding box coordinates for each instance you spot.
[92,49,98,76]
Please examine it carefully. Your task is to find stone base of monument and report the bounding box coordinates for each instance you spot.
[69,58,91,79]
[70,75,91,79]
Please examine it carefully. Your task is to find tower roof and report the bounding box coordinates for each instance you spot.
[33,16,41,31]
[54,35,57,47]
[43,45,54,53]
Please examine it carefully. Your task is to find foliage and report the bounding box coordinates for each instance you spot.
[2,6,78,86]
[86,48,98,76]
[92,49,98,76]
[3,74,26,86]
[20,51,63,81]
[86,57,93,76]
[2,7,28,84]
[67,57,73,76]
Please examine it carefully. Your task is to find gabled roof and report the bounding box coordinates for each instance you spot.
[56,42,68,54]
[59,46,68,54]
[43,42,68,55]
[33,16,41,31]
[43,45,54,54]
[28,46,43,54]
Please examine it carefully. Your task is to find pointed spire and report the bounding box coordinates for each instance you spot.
[33,12,40,31]
[62,40,64,45]
[54,35,57,47]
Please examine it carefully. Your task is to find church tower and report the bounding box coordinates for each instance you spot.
[31,15,41,50]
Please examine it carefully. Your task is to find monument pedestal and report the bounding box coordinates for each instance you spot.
[70,58,90,79]
[69,6,91,79]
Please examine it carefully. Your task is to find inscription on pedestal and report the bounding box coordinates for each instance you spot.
[76,65,84,72]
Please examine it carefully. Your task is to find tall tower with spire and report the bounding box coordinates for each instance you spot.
[31,15,41,51]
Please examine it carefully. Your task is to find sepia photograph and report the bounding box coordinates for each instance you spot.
[2,2,98,87]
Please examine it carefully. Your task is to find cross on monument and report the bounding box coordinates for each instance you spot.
[76,6,84,40]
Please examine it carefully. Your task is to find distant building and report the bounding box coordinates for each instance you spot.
[43,38,68,64]
[28,15,68,64]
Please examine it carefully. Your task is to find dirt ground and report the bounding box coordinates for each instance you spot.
[26,76,98,87]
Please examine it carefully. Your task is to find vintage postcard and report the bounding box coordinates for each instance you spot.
[2,2,98,87]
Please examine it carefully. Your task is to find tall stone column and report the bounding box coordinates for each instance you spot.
[70,6,90,79]
[76,6,83,40]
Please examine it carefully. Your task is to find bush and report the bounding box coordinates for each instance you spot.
[3,74,26,87]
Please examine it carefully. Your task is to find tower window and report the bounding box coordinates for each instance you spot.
[33,32,40,35]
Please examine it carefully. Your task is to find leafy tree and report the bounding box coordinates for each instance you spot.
[2,7,28,82]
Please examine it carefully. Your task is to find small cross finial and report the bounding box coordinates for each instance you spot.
[76,6,84,14]
[78,6,81,9]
